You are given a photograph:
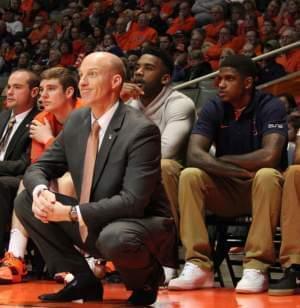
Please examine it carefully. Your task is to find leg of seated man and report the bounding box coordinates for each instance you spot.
[0,176,21,256]
[169,167,254,290]
[0,173,77,284]
[161,159,183,230]
[236,168,283,293]
[269,165,300,295]
[161,159,183,284]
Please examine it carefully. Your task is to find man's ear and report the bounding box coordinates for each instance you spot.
[244,76,254,90]
[161,73,171,85]
[112,74,123,89]
[65,86,75,99]
[31,86,39,99]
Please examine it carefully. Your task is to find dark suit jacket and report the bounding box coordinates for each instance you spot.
[24,103,175,263]
[0,106,39,177]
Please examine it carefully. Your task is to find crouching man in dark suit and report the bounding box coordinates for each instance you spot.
[14,52,177,306]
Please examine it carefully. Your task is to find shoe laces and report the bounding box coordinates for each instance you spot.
[179,262,199,278]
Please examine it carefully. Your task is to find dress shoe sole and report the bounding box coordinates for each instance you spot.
[268,289,295,296]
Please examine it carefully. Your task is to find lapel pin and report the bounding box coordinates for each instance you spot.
[108,134,112,140]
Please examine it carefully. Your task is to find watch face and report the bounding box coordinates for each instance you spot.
[69,207,78,222]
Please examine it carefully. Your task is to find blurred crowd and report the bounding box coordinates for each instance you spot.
[0,0,299,87]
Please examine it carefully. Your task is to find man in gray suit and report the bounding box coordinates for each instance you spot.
[14,52,176,306]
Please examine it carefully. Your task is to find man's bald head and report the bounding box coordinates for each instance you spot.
[79,52,126,114]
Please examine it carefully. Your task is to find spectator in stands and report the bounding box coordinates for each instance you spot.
[203,4,225,43]
[3,8,23,36]
[167,2,196,35]
[0,67,82,284]
[15,52,30,70]
[57,15,73,41]
[245,30,262,55]
[205,26,242,70]
[47,27,60,50]
[126,50,141,81]
[256,41,286,85]
[71,12,92,37]
[191,0,225,27]
[14,51,176,306]
[126,13,158,51]
[168,55,287,293]
[70,26,84,57]
[33,39,49,67]
[187,28,207,53]
[0,20,13,45]
[280,0,300,33]
[184,50,212,81]
[0,69,39,257]
[59,40,75,68]
[260,19,278,42]
[97,34,124,57]
[258,0,282,31]
[47,49,62,68]
[219,47,236,64]
[149,5,168,35]
[276,27,300,73]
[28,15,50,46]
[278,93,297,114]
[241,42,256,58]
[74,37,96,68]
[159,33,174,55]
[114,16,130,52]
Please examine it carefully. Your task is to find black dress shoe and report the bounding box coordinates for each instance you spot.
[39,272,103,302]
[128,264,164,306]
[268,267,298,296]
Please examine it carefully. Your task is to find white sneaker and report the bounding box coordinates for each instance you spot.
[163,267,177,285]
[235,269,269,293]
[168,262,214,290]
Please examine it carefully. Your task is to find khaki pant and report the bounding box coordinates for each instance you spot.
[178,167,283,272]
[280,165,300,267]
[161,159,183,229]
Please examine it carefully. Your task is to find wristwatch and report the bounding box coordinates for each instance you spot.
[69,206,78,223]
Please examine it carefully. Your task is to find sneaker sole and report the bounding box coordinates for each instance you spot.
[268,289,295,296]
[168,281,214,291]
[235,288,267,294]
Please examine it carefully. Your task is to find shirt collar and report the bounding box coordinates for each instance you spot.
[91,102,119,130]
[13,108,33,124]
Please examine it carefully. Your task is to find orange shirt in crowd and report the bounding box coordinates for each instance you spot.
[204,21,225,43]
[60,53,75,67]
[167,16,196,35]
[28,24,50,46]
[205,36,245,70]
[30,99,83,163]
[126,26,158,51]
[276,49,300,73]
[161,0,178,18]
[114,31,132,51]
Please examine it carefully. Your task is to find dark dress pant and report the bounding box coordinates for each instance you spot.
[14,190,176,290]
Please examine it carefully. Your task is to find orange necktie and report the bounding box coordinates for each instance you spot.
[80,121,100,204]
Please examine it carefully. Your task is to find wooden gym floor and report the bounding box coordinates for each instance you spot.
[0,281,300,307]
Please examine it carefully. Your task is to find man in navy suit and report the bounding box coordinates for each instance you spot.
[14,52,176,306]
[0,69,39,256]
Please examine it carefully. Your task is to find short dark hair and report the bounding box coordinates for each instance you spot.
[141,46,174,74]
[41,67,79,99]
[220,54,257,78]
[12,69,40,89]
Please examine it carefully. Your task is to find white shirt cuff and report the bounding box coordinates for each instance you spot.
[32,185,48,199]
[75,205,86,227]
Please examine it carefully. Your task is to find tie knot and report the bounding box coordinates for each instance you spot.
[8,116,16,128]
[92,121,100,135]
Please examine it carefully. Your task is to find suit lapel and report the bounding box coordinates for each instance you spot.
[0,110,11,137]
[91,103,126,191]
[5,107,37,159]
